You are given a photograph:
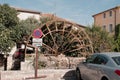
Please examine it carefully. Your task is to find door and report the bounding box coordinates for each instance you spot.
[80,54,97,80]
[89,55,108,80]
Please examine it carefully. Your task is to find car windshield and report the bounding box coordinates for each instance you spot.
[112,56,120,65]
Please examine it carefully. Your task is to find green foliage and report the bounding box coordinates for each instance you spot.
[20,17,40,35]
[86,25,114,53]
[114,24,120,52]
[0,4,19,28]
[0,4,40,52]
[11,17,40,42]
[114,35,120,51]
[0,4,39,53]
[0,24,14,53]
[0,4,18,53]
[115,24,120,39]
[40,16,53,24]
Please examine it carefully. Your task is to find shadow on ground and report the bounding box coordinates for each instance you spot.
[62,70,77,80]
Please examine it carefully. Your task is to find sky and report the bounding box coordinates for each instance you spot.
[0,0,120,26]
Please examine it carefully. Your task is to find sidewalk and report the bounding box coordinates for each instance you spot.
[0,69,77,80]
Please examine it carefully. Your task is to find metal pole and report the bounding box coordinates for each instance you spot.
[35,47,38,78]
[0,72,1,80]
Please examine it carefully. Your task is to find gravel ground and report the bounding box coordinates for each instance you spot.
[0,69,77,80]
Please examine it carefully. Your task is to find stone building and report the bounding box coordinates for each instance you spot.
[93,6,120,35]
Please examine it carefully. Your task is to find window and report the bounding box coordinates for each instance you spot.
[93,55,108,65]
[112,56,120,65]
[86,55,97,63]
[119,8,120,13]
[103,13,106,18]
[109,24,113,32]
[109,11,112,17]
[103,25,106,31]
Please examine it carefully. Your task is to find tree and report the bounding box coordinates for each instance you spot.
[114,24,120,52]
[0,4,18,53]
[0,4,18,28]
[0,24,14,53]
[40,16,53,24]
[0,4,40,51]
[86,25,114,53]
[114,34,120,52]
[115,24,120,39]
[11,17,40,42]
[0,4,41,70]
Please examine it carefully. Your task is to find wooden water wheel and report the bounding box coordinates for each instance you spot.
[37,20,93,57]
[26,20,93,57]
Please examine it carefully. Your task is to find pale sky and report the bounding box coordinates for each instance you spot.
[1,0,120,26]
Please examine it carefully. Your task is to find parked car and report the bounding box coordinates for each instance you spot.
[76,52,120,80]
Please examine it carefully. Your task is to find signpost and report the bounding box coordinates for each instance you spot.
[26,28,46,79]
[33,29,43,78]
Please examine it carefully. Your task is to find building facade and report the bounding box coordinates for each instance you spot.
[93,6,120,34]
[14,7,41,20]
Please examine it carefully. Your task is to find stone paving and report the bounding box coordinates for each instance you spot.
[0,69,77,80]
[0,51,78,80]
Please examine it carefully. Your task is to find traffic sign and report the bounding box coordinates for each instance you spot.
[33,38,42,43]
[32,29,43,38]
[33,38,42,47]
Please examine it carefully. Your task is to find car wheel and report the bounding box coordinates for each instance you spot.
[101,77,108,80]
[76,69,82,80]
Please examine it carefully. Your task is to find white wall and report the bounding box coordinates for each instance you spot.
[17,12,40,20]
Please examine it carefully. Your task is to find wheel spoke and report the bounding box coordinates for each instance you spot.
[38,20,93,56]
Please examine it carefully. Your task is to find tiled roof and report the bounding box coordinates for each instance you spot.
[41,13,86,28]
[93,6,120,17]
[11,6,41,14]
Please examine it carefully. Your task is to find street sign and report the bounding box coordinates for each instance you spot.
[33,38,42,43]
[32,29,43,38]
[33,42,42,47]
[33,38,42,47]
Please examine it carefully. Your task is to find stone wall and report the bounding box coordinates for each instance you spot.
[39,54,86,69]
[0,53,86,71]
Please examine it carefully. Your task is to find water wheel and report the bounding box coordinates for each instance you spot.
[36,20,93,57]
